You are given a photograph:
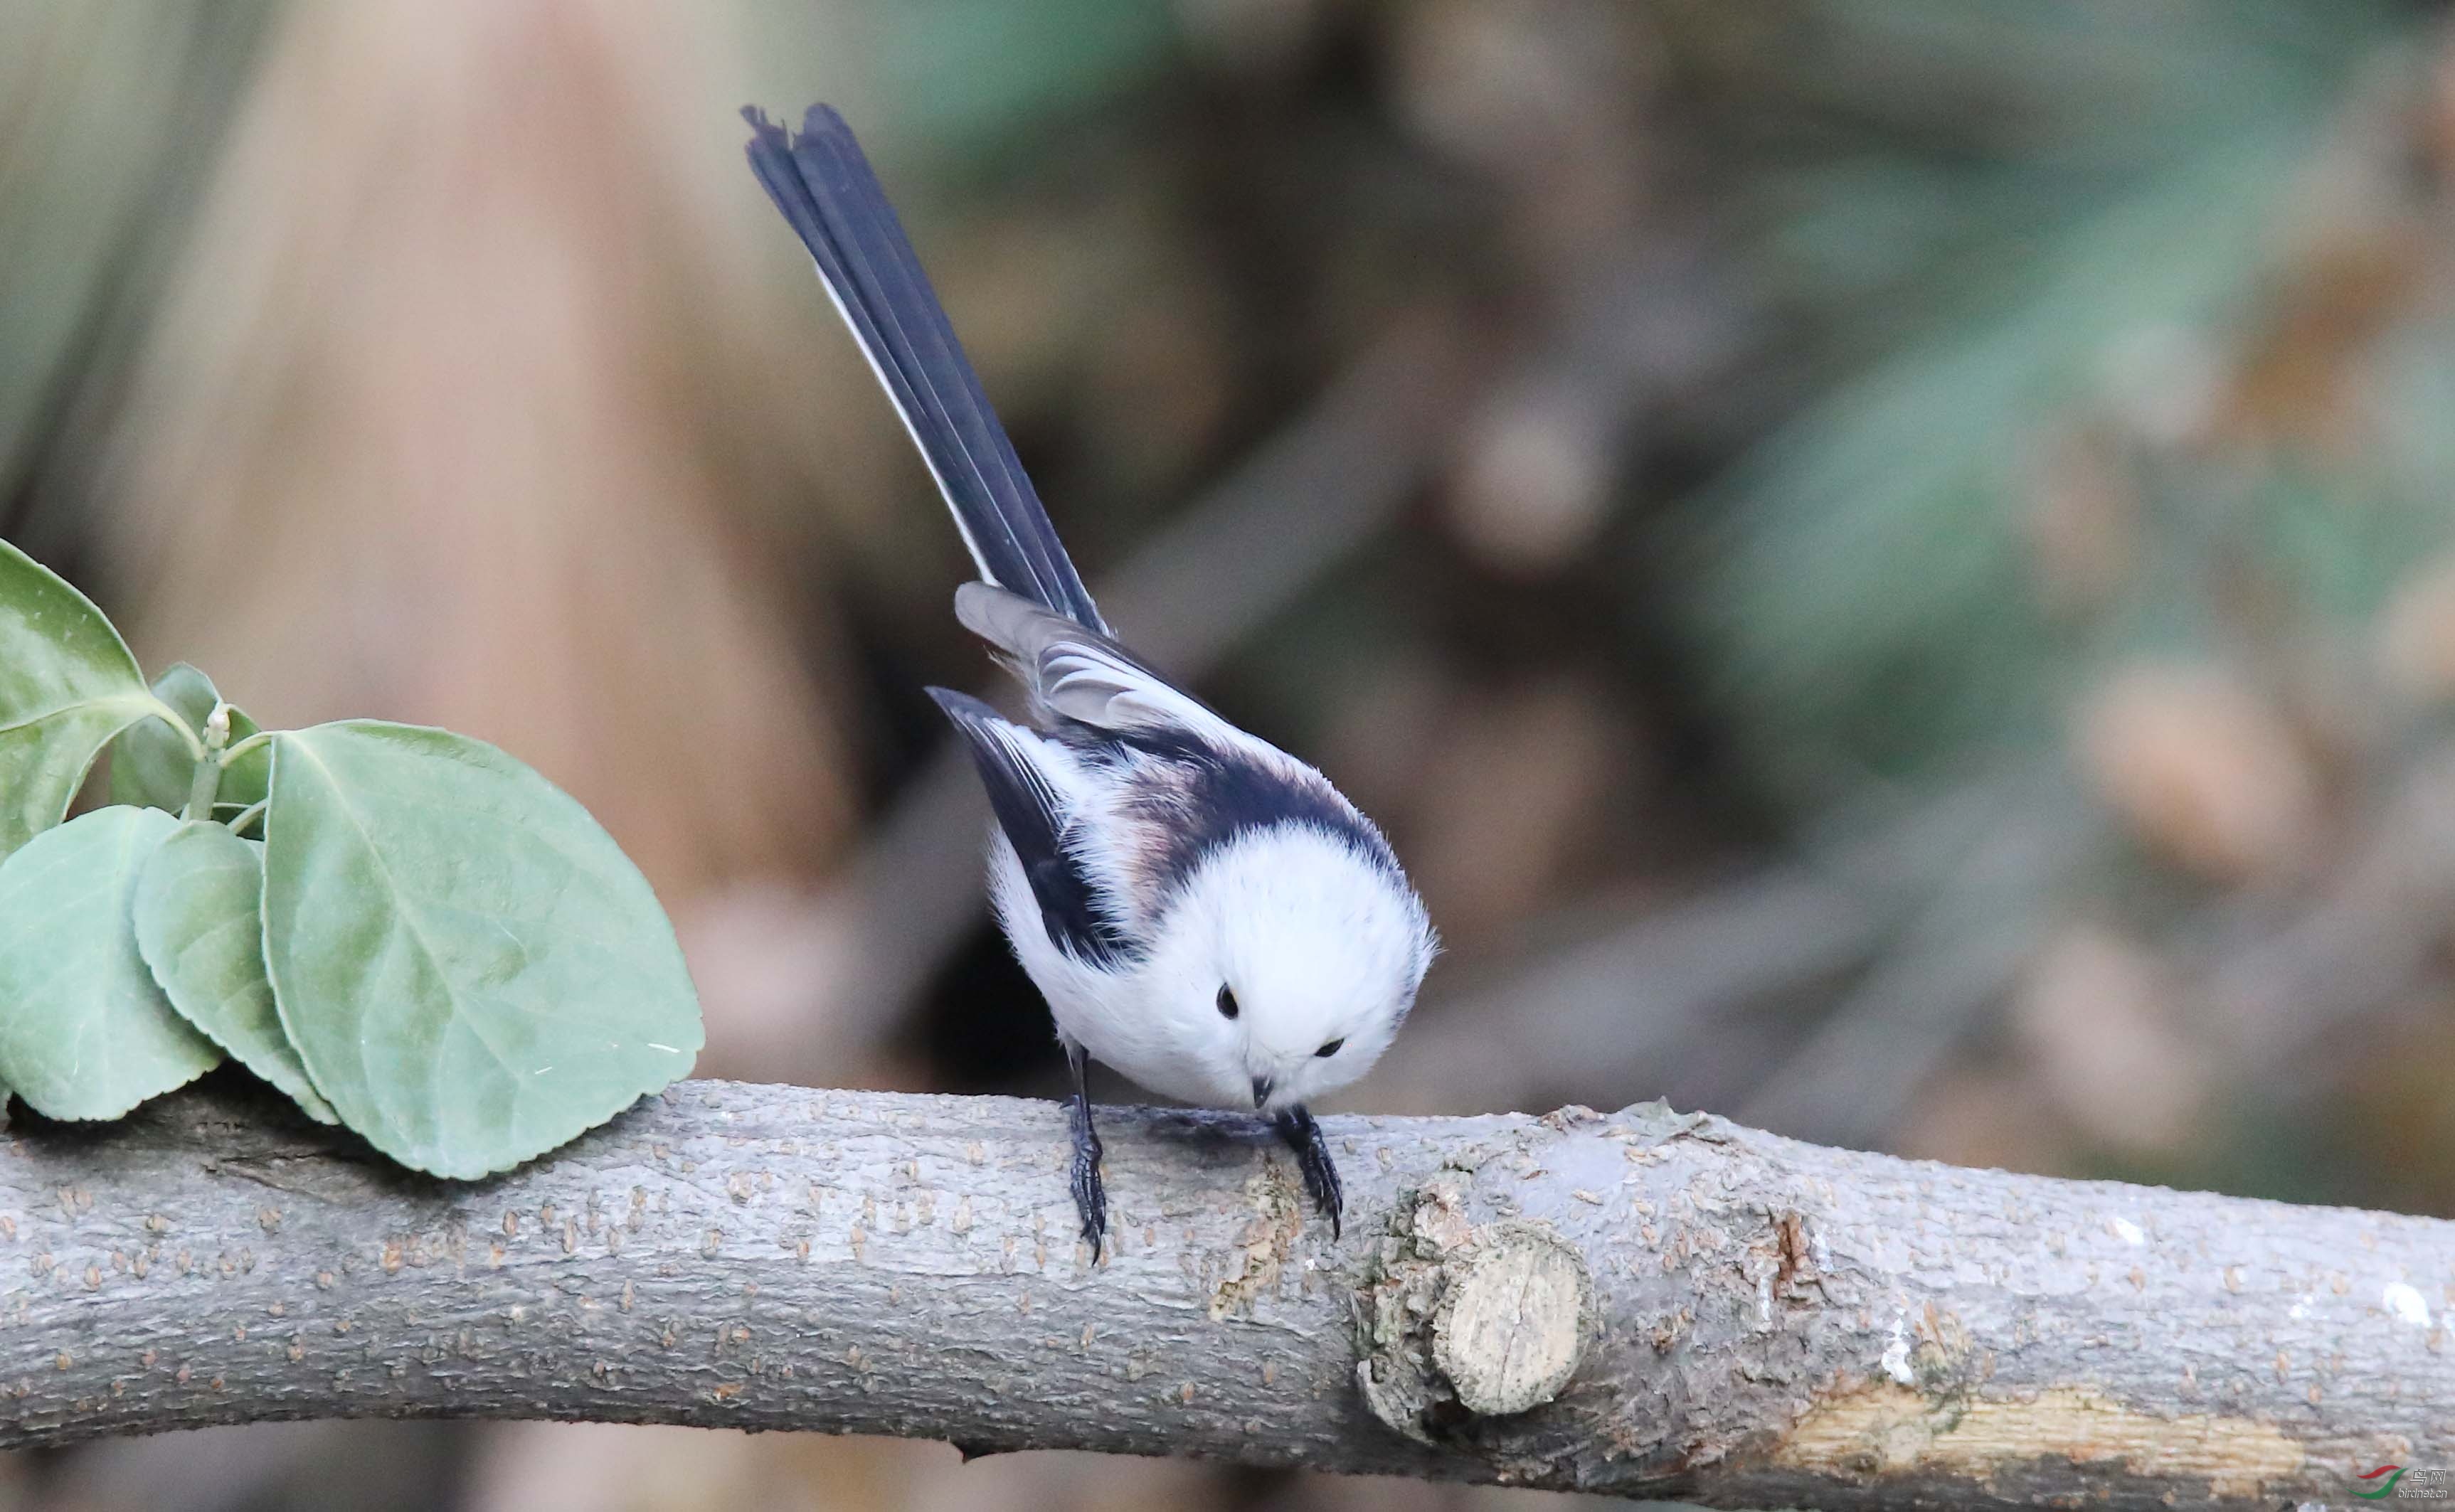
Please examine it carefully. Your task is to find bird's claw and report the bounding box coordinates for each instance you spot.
[1069,1119,1108,1253]
[1064,1042,1107,1254]
[1276,1105,1343,1240]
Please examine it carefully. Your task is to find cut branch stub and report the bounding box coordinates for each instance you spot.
[1357,1170,1596,1442]
[1433,1221,1594,1415]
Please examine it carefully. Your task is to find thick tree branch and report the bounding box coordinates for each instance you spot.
[0,1077,2445,1507]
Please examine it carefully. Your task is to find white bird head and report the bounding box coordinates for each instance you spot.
[1144,824,1436,1114]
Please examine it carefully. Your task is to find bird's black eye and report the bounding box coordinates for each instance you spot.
[1216,985,1239,1020]
[1315,1038,1344,1058]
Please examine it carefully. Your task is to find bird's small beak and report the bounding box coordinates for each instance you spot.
[1251,1075,1273,1109]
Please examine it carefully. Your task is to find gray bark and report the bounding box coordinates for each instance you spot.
[0,1077,2446,1508]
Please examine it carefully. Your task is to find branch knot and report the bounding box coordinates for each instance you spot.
[1354,1169,1596,1444]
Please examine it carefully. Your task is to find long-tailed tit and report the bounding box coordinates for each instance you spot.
[744,105,1436,1250]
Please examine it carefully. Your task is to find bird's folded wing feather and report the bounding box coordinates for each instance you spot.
[954,582,1248,748]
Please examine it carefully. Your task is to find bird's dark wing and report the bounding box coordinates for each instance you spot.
[744,105,1108,634]
[927,688,1135,966]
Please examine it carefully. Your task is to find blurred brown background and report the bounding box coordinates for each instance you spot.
[6,0,2455,1508]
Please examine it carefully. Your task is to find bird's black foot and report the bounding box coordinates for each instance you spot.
[1276,1104,1342,1239]
[1069,1116,1106,1252]
[1064,1041,1106,1253]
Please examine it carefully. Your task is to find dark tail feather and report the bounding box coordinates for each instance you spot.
[744,105,1107,633]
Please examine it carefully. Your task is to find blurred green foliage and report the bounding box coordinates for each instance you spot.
[1683,0,2412,802]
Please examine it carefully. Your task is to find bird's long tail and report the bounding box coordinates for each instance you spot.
[744,105,1107,633]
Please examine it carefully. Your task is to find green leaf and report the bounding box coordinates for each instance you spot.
[0,539,163,859]
[0,806,222,1119]
[108,663,270,817]
[134,821,337,1125]
[262,722,701,1178]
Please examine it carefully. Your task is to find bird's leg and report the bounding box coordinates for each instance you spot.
[1064,1039,1107,1253]
[1275,1104,1342,1239]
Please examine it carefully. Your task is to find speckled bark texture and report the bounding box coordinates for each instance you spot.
[0,1077,2445,1507]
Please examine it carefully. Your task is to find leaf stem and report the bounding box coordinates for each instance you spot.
[182,756,221,822]
[223,800,268,838]
[220,730,275,765]
[143,694,208,763]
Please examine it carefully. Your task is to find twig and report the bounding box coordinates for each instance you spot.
[1392,769,2032,1117]
[1736,777,2089,1144]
